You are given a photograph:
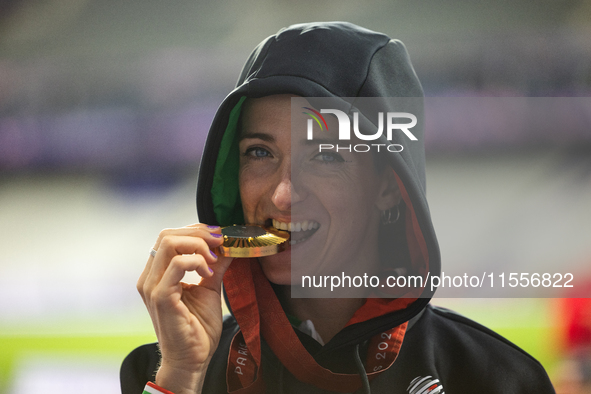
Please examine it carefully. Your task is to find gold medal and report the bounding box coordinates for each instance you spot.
[214,224,290,257]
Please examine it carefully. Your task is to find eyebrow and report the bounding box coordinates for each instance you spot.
[239,132,276,143]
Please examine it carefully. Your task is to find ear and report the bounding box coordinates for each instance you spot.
[375,169,401,211]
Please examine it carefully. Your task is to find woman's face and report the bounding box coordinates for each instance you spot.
[238,94,399,286]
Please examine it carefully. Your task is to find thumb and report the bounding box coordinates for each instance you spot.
[199,255,234,294]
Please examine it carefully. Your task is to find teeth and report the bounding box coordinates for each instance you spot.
[272,219,320,232]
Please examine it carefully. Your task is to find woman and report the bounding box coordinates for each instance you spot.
[122,22,555,394]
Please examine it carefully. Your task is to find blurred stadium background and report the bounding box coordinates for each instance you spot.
[1,0,591,392]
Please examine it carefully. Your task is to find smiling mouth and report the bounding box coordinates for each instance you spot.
[268,219,320,246]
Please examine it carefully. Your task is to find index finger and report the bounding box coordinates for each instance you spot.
[138,224,223,293]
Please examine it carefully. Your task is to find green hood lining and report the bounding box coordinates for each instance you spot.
[212,96,247,226]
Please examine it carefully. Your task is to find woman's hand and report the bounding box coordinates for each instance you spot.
[137,224,233,394]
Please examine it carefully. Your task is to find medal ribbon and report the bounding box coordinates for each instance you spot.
[225,259,408,393]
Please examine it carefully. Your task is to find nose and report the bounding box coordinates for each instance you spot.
[271,171,303,211]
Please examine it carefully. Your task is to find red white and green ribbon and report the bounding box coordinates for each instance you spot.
[143,381,175,394]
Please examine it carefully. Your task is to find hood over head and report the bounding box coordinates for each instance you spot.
[196,21,440,392]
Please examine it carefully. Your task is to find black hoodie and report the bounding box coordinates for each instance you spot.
[121,22,555,394]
